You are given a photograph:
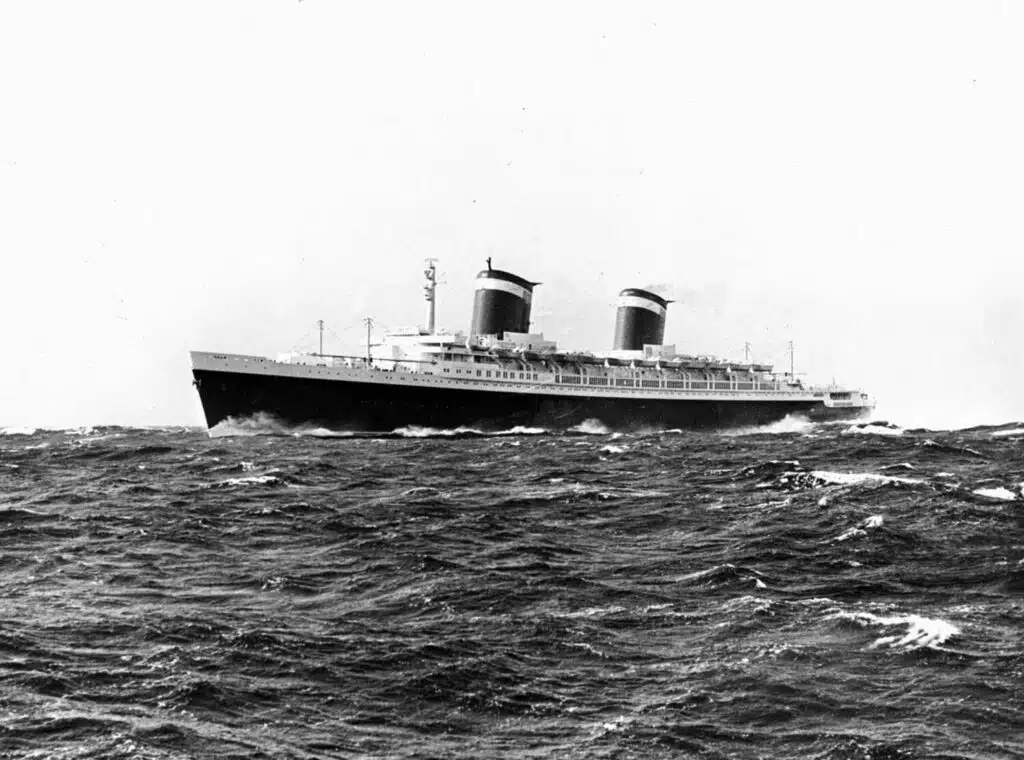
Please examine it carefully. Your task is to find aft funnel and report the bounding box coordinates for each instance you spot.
[613,288,670,350]
[470,264,537,338]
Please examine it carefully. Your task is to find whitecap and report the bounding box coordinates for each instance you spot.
[991,428,1024,438]
[842,423,905,437]
[810,470,923,487]
[209,415,357,438]
[600,444,627,454]
[570,419,611,435]
[218,474,283,488]
[834,528,867,542]
[972,486,1016,501]
[726,414,815,436]
[829,516,882,542]
[834,610,960,651]
[392,425,540,438]
[562,605,626,619]
[298,428,357,438]
[391,425,461,437]
[209,413,291,437]
[496,426,548,436]
[1,426,37,436]
[64,426,94,435]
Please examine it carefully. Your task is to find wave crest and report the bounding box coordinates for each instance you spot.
[726,414,815,436]
[833,610,960,651]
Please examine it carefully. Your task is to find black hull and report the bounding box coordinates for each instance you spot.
[193,369,868,432]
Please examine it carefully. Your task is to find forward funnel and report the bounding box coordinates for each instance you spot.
[470,265,536,338]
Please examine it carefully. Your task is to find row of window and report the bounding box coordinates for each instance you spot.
[560,377,782,390]
[441,368,541,381]
[434,366,781,391]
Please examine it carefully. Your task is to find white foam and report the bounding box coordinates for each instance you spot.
[832,516,883,542]
[209,413,289,437]
[600,444,627,454]
[835,528,867,542]
[972,486,1017,501]
[497,426,548,436]
[810,470,923,487]
[570,419,611,435]
[390,425,451,437]
[221,474,282,487]
[843,423,905,437]
[392,425,547,438]
[211,414,548,439]
[835,610,960,651]
[0,426,37,436]
[563,605,626,619]
[65,426,97,436]
[726,414,815,436]
[300,428,357,438]
[991,428,1024,438]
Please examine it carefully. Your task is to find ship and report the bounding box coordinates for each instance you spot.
[190,260,874,432]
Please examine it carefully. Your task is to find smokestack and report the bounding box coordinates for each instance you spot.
[613,288,669,350]
[469,266,537,338]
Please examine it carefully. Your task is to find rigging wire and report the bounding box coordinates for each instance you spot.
[289,318,390,354]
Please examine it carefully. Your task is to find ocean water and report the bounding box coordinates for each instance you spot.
[1,417,1022,759]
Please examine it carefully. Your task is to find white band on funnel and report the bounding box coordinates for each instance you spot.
[475,277,533,302]
[618,295,666,316]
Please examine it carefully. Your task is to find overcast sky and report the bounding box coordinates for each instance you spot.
[2,1,1021,430]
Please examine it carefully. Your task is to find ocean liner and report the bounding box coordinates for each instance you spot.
[190,260,873,432]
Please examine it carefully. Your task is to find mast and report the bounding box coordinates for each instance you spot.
[423,259,438,334]
[744,341,751,363]
[317,319,324,356]
[789,340,794,378]
[364,317,374,365]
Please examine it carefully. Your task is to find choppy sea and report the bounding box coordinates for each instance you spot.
[1,416,1022,759]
